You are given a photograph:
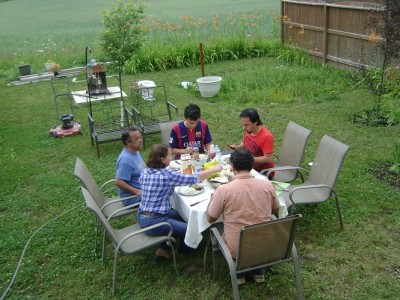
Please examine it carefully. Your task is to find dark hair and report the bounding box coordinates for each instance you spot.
[229,148,254,172]
[239,109,263,126]
[184,103,201,121]
[122,127,139,145]
[147,144,169,168]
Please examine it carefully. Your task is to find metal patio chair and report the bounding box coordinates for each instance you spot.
[260,121,312,183]
[283,135,350,228]
[207,215,304,300]
[80,187,177,296]
[73,157,139,254]
[126,84,180,148]
[160,120,180,145]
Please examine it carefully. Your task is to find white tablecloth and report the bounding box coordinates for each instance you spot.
[71,86,127,105]
[172,170,289,248]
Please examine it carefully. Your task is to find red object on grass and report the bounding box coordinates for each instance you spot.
[49,123,82,138]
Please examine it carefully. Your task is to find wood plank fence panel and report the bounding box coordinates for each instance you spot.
[281,0,384,69]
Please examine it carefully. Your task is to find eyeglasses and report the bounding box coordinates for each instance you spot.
[129,136,143,142]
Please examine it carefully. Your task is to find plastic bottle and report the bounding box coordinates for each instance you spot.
[193,142,199,160]
[215,145,223,165]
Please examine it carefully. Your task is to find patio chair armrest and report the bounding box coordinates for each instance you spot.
[260,166,308,177]
[87,114,98,134]
[210,228,236,268]
[100,179,117,194]
[106,201,140,220]
[100,195,139,211]
[100,179,115,189]
[124,107,133,126]
[167,101,180,120]
[131,106,144,127]
[117,221,175,248]
[288,184,334,204]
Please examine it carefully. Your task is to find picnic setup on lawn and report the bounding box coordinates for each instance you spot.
[67,64,350,299]
[1,0,399,299]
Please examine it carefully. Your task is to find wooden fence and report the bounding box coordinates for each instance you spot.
[280,0,385,69]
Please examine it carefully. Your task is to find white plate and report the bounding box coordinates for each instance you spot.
[178,185,205,196]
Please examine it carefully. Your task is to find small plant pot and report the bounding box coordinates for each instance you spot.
[196,76,222,97]
[18,65,31,76]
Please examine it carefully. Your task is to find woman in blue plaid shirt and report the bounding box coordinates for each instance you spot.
[138,144,222,261]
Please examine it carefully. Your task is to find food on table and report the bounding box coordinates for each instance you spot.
[189,184,204,191]
[209,175,229,188]
[204,161,220,179]
[222,165,234,179]
[223,156,230,165]
[169,162,181,171]
[210,176,229,184]
[180,185,203,195]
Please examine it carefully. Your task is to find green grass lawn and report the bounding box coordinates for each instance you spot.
[1,56,399,299]
[1,0,399,299]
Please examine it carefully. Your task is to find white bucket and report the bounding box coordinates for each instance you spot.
[196,76,222,97]
[138,80,156,100]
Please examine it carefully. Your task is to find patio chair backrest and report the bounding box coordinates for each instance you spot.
[160,121,179,145]
[307,135,350,188]
[236,214,300,271]
[73,157,107,208]
[81,187,119,245]
[278,121,312,168]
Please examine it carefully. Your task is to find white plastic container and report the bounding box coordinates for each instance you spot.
[196,76,222,97]
[138,80,156,100]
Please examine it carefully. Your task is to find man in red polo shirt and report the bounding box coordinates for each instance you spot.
[228,108,274,176]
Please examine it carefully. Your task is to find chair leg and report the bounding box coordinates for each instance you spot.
[101,230,106,264]
[170,239,178,275]
[112,250,119,297]
[290,204,296,215]
[229,268,240,300]
[95,141,100,158]
[94,217,99,254]
[203,236,211,271]
[333,192,344,229]
[292,244,304,300]
[210,234,220,279]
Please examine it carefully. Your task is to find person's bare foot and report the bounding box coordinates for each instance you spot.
[155,248,171,260]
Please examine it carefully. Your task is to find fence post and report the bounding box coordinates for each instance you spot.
[323,4,328,64]
[281,0,285,44]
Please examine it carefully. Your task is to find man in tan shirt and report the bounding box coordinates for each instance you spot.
[206,148,279,285]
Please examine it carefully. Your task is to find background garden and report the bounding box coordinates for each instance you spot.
[1,0,399,299]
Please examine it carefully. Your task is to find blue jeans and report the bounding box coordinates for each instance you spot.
[137,209,194,253]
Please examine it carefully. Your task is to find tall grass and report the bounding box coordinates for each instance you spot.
[0,0,279,79]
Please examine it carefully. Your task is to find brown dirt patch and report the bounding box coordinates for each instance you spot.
[369,162,400,189]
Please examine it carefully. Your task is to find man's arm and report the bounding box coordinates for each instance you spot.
[271,190,280,212]
[206,211,218,223]
[253,152,274,165]
[228,142,244,150]
[170,146,193,155]
[115,179,141,196]
[206,193,222,223]
[169,126,194,155]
